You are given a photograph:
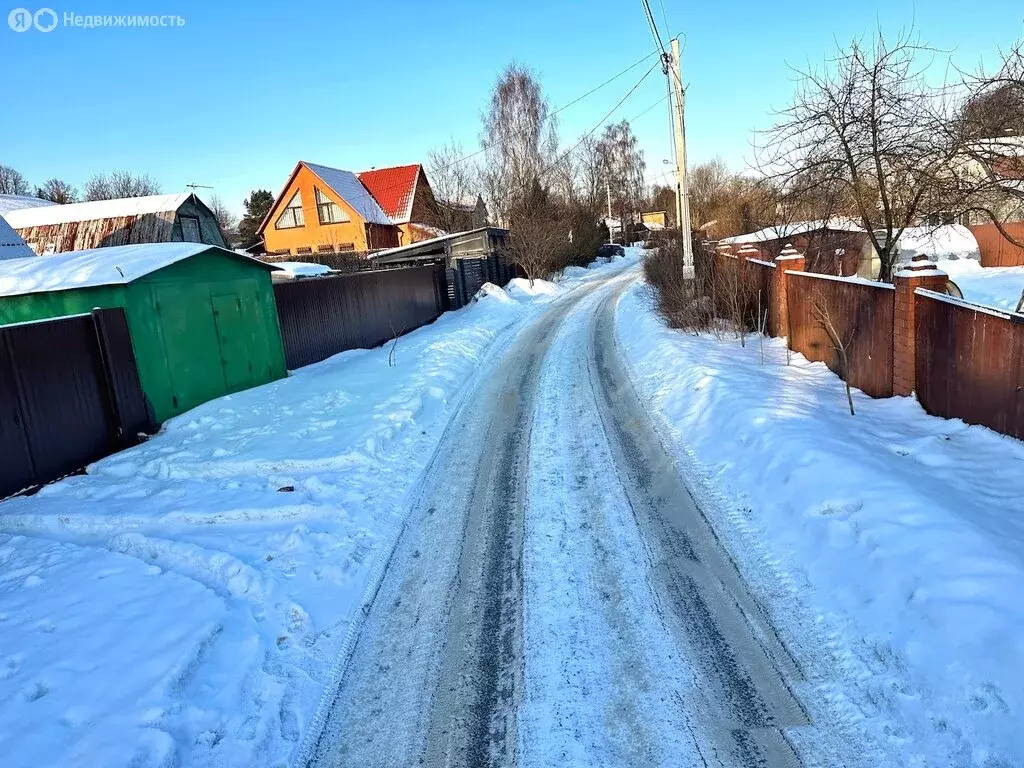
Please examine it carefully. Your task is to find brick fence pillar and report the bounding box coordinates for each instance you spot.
[771,244,805,338]
[892,254,948,396]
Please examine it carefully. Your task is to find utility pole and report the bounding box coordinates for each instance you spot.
[667,37,693,267]
[606,180,614,244]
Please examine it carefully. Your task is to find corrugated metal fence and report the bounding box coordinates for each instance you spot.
[0,309,153,499]
[915,290,1024,440]
[274,264,448,369]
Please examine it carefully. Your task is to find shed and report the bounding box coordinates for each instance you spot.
[0,243,286,423]
[3,193,227,255]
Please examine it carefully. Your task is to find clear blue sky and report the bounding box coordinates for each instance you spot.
[4,0,1023,217]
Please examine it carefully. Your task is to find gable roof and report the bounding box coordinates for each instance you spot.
[0,242,276,298]
[0,215,35,260]
[305,163,392,225]
[3,193,195,229]
[0,194,57,216]
[357,164,421,223]
[258,162,393,235]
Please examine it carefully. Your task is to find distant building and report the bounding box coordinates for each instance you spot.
[720,219,875,277]
[259,161,400,258]
[641,210,668,230]
[4,193,227,255]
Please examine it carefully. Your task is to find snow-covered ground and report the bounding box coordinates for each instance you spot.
[939,258,1024,313]
[0,255,633,768]
[616,282,1024,766]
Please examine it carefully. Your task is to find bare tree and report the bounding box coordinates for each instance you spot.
[760,29,959,281]
[34,177,77,204]
[812,295,857,415]
[504,182,568,286]
[948,38,1024,237]
[84,170,161,201]
[207,195,238,243]
[480,63,558,228]
[425,140,479,234]
[597,121,646,243]
[0,165,30,195]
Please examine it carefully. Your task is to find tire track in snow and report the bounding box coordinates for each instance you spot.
[588,280,810,766]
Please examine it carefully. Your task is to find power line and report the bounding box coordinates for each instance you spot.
[261,48,663,222]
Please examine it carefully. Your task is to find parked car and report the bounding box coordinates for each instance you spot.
[597,243,626,260]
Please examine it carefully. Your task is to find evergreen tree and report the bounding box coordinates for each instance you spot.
[237,189,274,249]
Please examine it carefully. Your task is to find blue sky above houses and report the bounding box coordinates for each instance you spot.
[3,0,1023,216]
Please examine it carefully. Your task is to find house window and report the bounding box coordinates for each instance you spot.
[316,187,349,224]
[296,247,312,255]
[181,216,202,242]
[275,192,304,229]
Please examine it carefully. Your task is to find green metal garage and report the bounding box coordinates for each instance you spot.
[0,243,286,423]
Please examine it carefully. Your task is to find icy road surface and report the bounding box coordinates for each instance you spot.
[307,266,824,767]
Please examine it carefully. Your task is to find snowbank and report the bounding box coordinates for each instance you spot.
[939,258,1024,313]
[0,286,548,768]
[616,283,1024,766]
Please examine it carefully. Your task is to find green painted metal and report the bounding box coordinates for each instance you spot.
[0,247,286,424]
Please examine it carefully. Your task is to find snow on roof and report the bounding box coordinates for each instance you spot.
[0,194,56,215]
[3,193,193,229]
[0,242,275,297]
[304,163,392,226]
[895,225,980,262]
[0,215,35,260]
[721,218,865,245]
[271,261,335,278]
[357,164,420,224]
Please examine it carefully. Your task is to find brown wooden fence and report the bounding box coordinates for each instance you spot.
[273,265,447,370]
[915,289,1024,440]
[969,222,1024,267]
[0,309,153,499]
[786,273,896,398]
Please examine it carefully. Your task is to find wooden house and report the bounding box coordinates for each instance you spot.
[259,162,400,258]
[4,193,227,255]
[356,164,441,246]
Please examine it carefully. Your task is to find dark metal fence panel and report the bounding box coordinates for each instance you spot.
[459,258,487,300]
[0,309,150,499]
[916,291,1024,440]
[787,272,896,398]
[92,308,156,441]
[273,265,445,370]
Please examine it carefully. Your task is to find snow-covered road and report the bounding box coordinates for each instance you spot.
[308,265,833,767]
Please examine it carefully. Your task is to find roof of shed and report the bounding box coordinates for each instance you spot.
[304,163,392,225]
[721,218,865,245]
[3,193,194,229]
[357,164,420,223]
[0,194,57,216]
[0,215,35,260]
[0,242,277,298]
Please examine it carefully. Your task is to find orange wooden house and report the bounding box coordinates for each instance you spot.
[260,161,445,257]
[259,161,400,257]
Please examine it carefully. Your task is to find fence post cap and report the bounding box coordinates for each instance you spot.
[894,253,947,279]
[777,244,804,259]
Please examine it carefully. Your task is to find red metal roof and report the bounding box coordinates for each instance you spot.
[357,164,420,224]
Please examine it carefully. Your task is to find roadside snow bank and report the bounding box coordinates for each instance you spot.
[0,286,542,768]
[939,258,1024,312]
[616,282,1024,766]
